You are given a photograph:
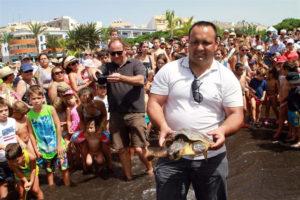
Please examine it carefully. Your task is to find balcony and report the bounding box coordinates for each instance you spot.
[10,48,37,55]
[10,39,36,46]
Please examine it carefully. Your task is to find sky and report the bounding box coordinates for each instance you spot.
[0,0,299,28]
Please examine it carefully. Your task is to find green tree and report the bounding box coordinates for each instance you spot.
[66,23,100,52]
[274,18,300,32]
[28,22,47,54]
[176,16,194,37]
[45,34,60,58]
[100,27,111,46]
[165,10,182,38]
[0,32,14,61]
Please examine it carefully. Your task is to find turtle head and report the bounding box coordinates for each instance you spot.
[167,141,183,160]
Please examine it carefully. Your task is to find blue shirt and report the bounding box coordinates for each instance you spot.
[249,78,268,99]
[269,42,286,55]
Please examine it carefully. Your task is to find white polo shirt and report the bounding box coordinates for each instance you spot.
[150,57,243,160]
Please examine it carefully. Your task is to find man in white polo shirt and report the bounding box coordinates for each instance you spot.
[147,21,244,200]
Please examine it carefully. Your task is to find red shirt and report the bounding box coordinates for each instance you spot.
[284,50,299,62]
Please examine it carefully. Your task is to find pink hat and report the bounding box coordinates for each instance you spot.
[274,56,288,63]
[63,89,75,96]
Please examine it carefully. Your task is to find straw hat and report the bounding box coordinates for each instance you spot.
[51,58,61,64]
[63,56,79,68]
[0,67,14,78]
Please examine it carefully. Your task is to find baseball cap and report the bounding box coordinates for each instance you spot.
[274,56,288,63]
[223,29,229,33]
[20,63,33,72]
[286,72,300,84]
[21,54,30,60]
[63,90,75,96]
[287,39,294,44]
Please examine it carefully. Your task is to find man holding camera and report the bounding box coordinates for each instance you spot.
[97,38,153,181]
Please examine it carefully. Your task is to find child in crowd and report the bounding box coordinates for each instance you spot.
[64,90,82,169]
[235,63,248,127]
[26,85,70,186]
[12,101,36,157]
[84,118,105,172]
[264,67,280,125]
[77,87,112,173]
[97,50,110,65]
[285,72,300,147]
[0,97,18,199]
[249,67,268,127]
[5,143,44,200]
[274,61,298,139]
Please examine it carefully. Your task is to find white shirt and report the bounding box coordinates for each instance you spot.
[150,57,243,160]
[0,118,18,162]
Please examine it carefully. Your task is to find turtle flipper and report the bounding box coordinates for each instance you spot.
[147,151,168,161]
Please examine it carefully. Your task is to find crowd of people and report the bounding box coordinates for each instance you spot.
[0,24,299,199]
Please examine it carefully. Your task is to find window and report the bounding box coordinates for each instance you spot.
[40,36,43,42]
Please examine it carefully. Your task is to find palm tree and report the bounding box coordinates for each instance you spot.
[177,16,194,36]
[100,27,111,45]
[45,34,60,58]
[66,23,100,51]
[0,32,14,62]
[165,10,182,38]
[28,22,47,54]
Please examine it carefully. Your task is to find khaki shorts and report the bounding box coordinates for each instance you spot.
[109,112,149,150]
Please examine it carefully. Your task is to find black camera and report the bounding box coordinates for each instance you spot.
[95,72,108,85]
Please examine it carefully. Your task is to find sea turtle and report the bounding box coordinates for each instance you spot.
[147,129,214,161]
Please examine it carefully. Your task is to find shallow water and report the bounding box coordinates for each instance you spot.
[7,121,300,200]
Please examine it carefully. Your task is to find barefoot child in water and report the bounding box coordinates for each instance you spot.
[77,87,112,173]
[264,67,280,125]
[12,101,36,157]
[249,67,268,127]
[84,118,105,172]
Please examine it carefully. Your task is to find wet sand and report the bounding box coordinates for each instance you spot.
[7,122,300,200]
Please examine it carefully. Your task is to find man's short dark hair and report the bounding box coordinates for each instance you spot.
[108,37,125,49]
[96,50,109,58]
[188,21,218,41]
[152,37,160,42]
[38,53,49,61]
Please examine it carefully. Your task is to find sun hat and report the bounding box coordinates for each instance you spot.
[57,82,70,93]
[51,58,61,64]
[0,67,14,78]
[63,56,79,68]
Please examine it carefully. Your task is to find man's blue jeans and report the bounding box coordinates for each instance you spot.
[154,152,228,200]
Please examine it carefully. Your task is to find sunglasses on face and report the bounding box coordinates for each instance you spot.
[109,51,123,56]
[24,70,33,73]
[54,71,64,75]
[69,61,78,67]
[241,49,249,52]
[191,79,203,103]
[85,54,91,56]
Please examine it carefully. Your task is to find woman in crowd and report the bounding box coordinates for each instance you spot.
[136,40,155,77]
[48,66,71,103]
[65,56,92,93]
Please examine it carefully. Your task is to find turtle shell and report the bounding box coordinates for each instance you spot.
[167,128,213,143]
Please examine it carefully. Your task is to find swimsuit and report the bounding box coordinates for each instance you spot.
[14,149,39,182]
